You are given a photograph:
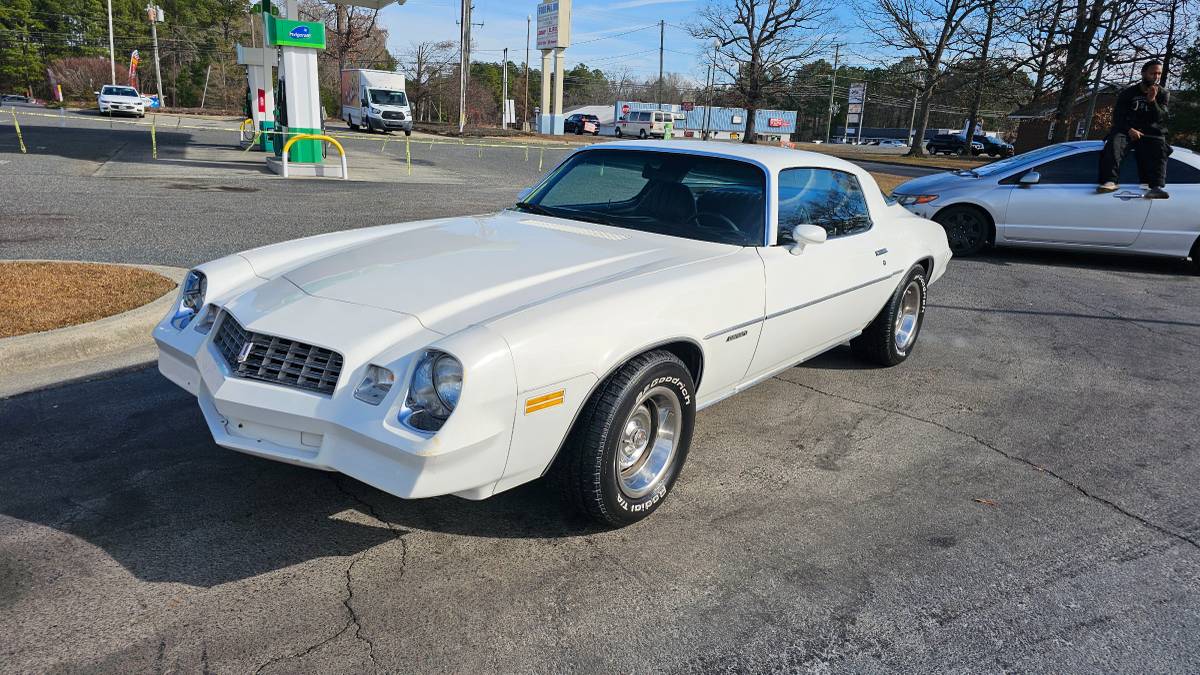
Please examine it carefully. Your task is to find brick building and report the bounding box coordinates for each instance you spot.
[1007,86,1119,153]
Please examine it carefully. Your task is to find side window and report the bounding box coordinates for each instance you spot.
[1034,150,1139,184]
[777,168,872,240]
[1167,158,1200,184]
[1035,151,1100,184]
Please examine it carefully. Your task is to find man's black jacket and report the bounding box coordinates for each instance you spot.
[1111,83,1170,137]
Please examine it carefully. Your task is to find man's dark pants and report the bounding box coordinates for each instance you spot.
[1099,132,1170,188]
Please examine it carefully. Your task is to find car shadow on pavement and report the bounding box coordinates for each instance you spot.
[0,368,596,587]
[969,247,1196,276]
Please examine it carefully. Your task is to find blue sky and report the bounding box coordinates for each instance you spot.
[376,0,859,85]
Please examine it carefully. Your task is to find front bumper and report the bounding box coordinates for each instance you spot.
[100,103,143,115]
[154,300,518,501]
[369,116,412,132]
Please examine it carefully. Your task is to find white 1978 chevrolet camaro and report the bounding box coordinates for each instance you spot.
[155,141,952,526]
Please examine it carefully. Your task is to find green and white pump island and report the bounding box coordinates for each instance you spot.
[235,43,277,153]
[262,0,337,177]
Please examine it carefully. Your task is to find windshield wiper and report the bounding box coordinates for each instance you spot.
[513,201,555,216]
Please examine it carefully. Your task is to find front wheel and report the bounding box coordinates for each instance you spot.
[851,265,928,367]
[555,350,696,527]
[933,205,990,256]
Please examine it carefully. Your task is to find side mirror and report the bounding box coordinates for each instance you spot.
[361,98,368,107]
[516,187,533,202]
[1018,171,1040,187]
[788,224,827,255]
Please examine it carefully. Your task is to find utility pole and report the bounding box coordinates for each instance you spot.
[106,0,117,84]
[657,19,664,108]
[458,0,468,132]
[335,4,347,73]
[907,86,918,146]
[524,14,530,130]
[501,47,509,127]
[824,43,839,143]
[146,5,165,108]
[961,0,994,156]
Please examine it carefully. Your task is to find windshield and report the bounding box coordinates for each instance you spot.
[369,89,407,106]
[514,149,766,246]
[102,86,138,97]
[972,144,1072,176]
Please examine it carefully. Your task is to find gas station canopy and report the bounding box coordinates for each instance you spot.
[329,0,406,8]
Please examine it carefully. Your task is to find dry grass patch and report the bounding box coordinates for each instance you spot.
[0,262,176,338]
[870,172,912,195]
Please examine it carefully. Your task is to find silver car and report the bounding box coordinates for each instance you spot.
[892,141,1200,269]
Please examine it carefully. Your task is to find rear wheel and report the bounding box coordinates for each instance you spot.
[934,205,990,256]
[1190,237,1200,275]
[852,265,928,367]
[615,127,623,137]
[347,116,360,130]
[555,350,696,527]
[639,128,648,139]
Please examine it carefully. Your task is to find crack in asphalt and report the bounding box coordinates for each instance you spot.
[773,375,1200,553]
[252,476,408,674]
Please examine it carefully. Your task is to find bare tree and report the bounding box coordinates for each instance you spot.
[690,0,831,143]
[400,40,456,121]
[857,0,982,156]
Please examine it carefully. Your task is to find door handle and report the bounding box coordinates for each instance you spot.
[1113,191,1143,200]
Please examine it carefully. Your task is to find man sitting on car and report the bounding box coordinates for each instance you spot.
[1097,59,1171,199]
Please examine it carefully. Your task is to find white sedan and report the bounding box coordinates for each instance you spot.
[155,141,951,526]
[893,140,1200,268]
[96,84,145,117]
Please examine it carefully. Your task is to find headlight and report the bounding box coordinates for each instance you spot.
[369,107,381,115]
[403,351,463,432]
[354,364,395,405]
[170,270,206,329]
[894,194,938,206]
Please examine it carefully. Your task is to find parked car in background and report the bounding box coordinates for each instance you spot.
[1,93,31,104]
[974,135,1015,157]
[891,140,1200,267]
[96,85,145,117]
[616,110,673,138]
[925,134,982,156]
[156,141,950,527]
[565,113,600,135]
[878,139,908,148]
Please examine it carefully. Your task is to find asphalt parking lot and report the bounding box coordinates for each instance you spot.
[2,110,1199,672]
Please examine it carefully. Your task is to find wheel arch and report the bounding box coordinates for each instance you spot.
[933,201,997,245]
[539,337,705,477]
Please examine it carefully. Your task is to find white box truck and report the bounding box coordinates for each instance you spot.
[341,69,412,135]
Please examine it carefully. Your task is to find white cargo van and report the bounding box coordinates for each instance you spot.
[341,69,412,135]
[616,110,673,138]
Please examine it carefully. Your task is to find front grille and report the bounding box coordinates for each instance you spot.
[382,110,405,120]
[213,313,343,395]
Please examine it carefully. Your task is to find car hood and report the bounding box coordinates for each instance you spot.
[278,210,736,335]
[893,171,980,195]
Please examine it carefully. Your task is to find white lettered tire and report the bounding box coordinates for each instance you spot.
[555,350,696,526]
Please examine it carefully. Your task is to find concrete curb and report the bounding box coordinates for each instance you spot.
[0,262,187,399]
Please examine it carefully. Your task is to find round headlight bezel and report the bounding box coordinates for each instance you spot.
[403,350,463,432]
[171,270,207,329]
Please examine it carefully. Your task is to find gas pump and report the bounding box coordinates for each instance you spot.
[235,43,277,152]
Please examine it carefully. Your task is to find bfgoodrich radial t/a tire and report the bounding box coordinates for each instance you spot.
[851,265,928,367]
[556,350,696,526]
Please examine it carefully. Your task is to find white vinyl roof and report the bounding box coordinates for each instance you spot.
[576,140,865,175]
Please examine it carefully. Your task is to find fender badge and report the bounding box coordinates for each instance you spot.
[525,389,565,414]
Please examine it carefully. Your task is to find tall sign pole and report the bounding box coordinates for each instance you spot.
[524,14,530,130]
[657,19,664,108]
[535,0,570,134]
